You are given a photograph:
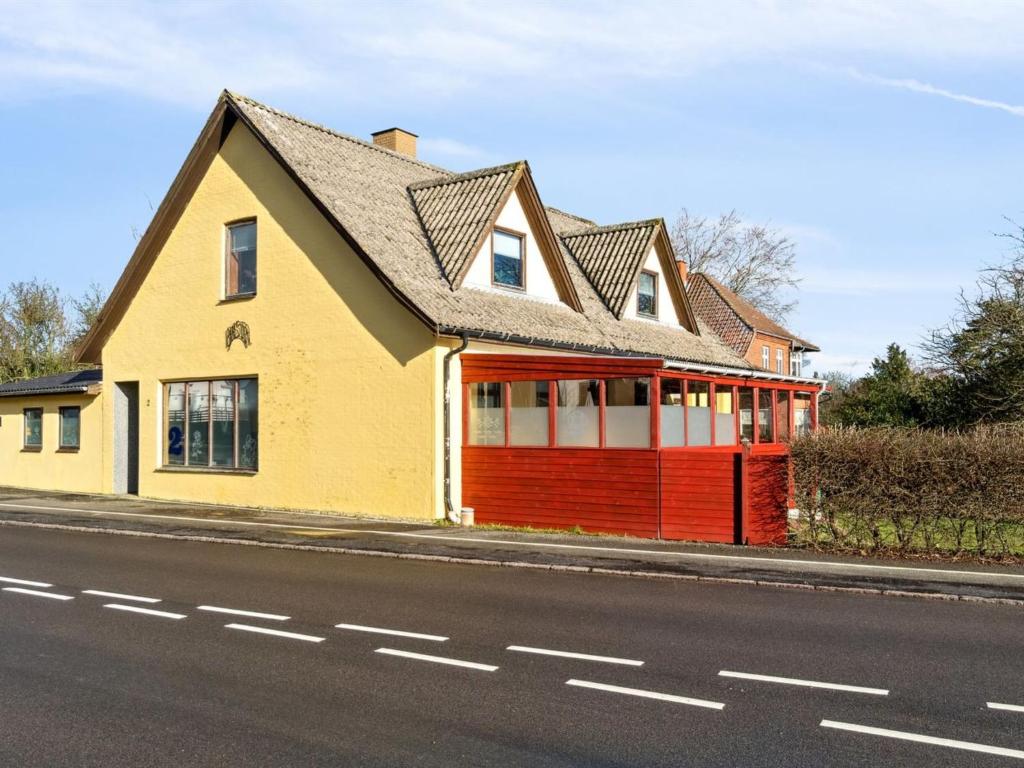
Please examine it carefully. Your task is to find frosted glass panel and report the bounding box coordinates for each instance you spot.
[687,381,711,446]
[606,377,650,448]
[468,382,505,445]
[715,413,737,445]
[660,406,684,447]
[557,379,599,447]
[510,380,549,446]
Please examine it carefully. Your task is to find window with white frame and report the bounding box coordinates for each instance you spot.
[776,348,784,374]
[492,229,524,289]
[761,345,770,370]
[791,355,802,377]
[637,271,658,318]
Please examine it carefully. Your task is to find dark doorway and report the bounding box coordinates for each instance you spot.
[114,381,139,495]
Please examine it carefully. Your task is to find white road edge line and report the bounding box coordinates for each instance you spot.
[3,587,73,601]
[335,623,447,641]
[719,670,888,695]
[989,702,1024,713]
[198,605,289,621]
[375,648,497,671]
[508,645,644,666]
[820,719,1024,760]
[225,623,324,642]
[104,603,186,619]
[566,679,724,710]
[2,501,1021,582]
[0,575,53,588]
[83,590,160,604]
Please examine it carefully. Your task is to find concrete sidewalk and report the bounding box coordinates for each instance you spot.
[1,486,1022,605]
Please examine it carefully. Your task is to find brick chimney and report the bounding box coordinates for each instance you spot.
[676,259,688,285]
[371,127,417,158]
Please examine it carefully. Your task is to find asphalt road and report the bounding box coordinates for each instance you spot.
[0,527,1022,767]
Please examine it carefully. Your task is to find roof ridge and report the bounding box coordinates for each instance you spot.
[224,91,452,175]
[408,161,524,192]
[561,218,662,239]
[545,206,596,226]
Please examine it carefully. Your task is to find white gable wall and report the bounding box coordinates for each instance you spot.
[623,245,681,327]
[463,186,560,302]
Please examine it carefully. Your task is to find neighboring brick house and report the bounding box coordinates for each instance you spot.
[685,272,819,377]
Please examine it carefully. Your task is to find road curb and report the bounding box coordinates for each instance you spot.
[2,518,1021,608]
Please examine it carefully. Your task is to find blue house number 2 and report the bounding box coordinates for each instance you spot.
[168,426,184,456]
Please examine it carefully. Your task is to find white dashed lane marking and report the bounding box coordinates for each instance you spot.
[719,670,888,695]
[2,587,73,601]
[375,648,498,672]
[225,624,324,642]
[198,605,289,621]
[566,679,724,710]
[821,719,1024,760]
[104,603,186,620]
[335,623,447,642]
[0,576,52,588]
[83,590,160,603]
[507,645,644,666]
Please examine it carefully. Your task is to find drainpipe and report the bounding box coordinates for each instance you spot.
[443,333,470,523]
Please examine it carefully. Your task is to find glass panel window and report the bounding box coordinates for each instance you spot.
[758,389,775,443]
[59,406,80,449]
[226,221,257,297]
[492,230,524,288]
[715,388,737,445]
[686,381,711,446]
[605,377,651,448]
[509,381,549,446]
[468,382,505,445]
[791,356,802,377]
[776,348,784,374]
[23,408,42,448]
[660,379,684,447]
[777,390,791,442]
[556,379,600,447]
[637,271,657,317]
[794,392,813,436]
[238,379,259,469]
[188,381,210,465]
[739,387,755,442]
[211,380,236,467]
[761,346,770,370]
[166,382,186,466]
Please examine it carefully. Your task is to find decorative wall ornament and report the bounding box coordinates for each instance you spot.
[226,321,251,350]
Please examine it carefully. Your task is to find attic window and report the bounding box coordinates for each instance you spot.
[226,220,257,298]
[492,229,524,289]
[638,270,657,317]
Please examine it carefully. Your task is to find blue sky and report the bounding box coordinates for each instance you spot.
[2,1,1024,374]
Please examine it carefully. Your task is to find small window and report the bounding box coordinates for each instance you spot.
[226,221,257,298]
[791,356,802,377]
[59,406,80,449]
[637,271,658,317]
[23,408,42,449]
[492,230,524,289]
[776,348,784,374]
[759,389,775,443]
[468,382,505,445]
[761,345,770,370]
[738,387,755,442]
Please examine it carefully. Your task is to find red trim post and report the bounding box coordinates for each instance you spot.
[811,389,820,432]
[770,388,778,445]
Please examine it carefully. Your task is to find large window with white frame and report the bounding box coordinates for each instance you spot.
[164,378,258,470]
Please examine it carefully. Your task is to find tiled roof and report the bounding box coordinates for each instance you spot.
[0,369,102,398]
[135,93,753,369]
[409,163,522,287]
[687,273,818,353]
[561,220,660,318]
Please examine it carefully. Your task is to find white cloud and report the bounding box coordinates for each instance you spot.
[4,1,1024,108]
[844,67,1024,118]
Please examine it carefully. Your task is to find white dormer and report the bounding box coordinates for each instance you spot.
[463,187,561,302]
[623,245,681,327]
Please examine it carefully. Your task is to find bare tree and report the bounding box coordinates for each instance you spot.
[671,209,799,323]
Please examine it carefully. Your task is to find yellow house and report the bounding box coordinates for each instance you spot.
[0,92,822,537]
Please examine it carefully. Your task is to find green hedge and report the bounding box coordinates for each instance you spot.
[790,425,1024,558]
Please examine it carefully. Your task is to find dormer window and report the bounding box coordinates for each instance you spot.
[638,270,658,317]
[492,229,524,289]
[226,220,257,298]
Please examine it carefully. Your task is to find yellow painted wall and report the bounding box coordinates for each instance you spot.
[0,393,104,494]
[99,124,440,519]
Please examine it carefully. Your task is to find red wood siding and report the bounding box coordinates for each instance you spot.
[659,449,738,543]
[744,447,789,545]
[462,354,663,382]
[462,447,659,536]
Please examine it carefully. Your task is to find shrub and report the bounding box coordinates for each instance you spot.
[790,424,1024,558]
